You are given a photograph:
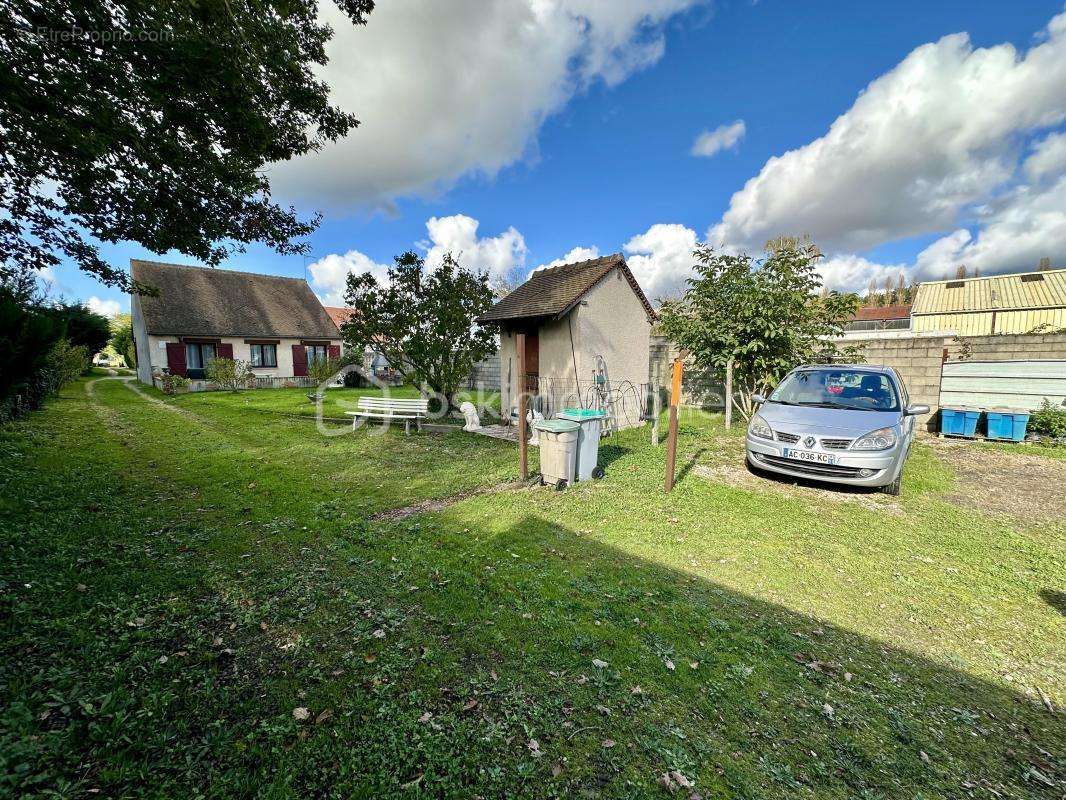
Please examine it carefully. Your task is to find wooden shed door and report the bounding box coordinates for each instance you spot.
[524,332,539,377]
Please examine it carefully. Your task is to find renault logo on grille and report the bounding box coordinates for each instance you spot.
[803,436,816,448]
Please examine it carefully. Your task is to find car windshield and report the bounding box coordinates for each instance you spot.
[769,369,900,411]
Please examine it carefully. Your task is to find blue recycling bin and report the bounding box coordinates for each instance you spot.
[941,407,980,437]
[985,410,1029,442]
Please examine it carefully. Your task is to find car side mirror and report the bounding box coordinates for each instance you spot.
[905,403,930,416]
[752,394,766,405]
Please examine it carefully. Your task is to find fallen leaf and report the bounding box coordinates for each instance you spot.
[463,698,479,712]
[315,708,333,725]
[372,629,386,638]
[665,659,675,671]
[418,711,432,723]
[592,658,608,669]
[689,661,699,670]
[157,655,168,664]
[551,762,563,777]
[601,739,616,749]
[822,703,835,719]
[527,738,542,756]
[630,685,645,695]
[76,583,87,592]
[292,707,310,721]
[919,750,929,763]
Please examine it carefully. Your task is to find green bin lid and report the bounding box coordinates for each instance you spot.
[533,418,579,433]
[559,408,606,420]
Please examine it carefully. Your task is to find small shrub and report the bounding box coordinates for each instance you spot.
[307,356,342,387]
[159,374,190,395]
[45,338,90,393]
[205,357,252,391]
[1028,398,1066,438]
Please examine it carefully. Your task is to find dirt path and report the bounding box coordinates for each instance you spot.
[927,438,1066,524]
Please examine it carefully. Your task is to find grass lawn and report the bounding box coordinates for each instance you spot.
[1,377,1062,798]
[165,385,503,422]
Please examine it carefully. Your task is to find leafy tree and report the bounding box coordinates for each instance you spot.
[205,358,251,392]
[41,302,112,356]
[0,286,64,419]
[1,0,374,292]
[109,313,136,367]
[658,242,860,420]
[342,252,496,410]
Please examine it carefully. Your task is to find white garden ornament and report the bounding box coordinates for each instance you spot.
[460,401,481,431]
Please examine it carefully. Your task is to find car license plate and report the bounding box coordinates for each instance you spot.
[782,448,835,464]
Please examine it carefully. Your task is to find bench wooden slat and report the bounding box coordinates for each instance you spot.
[347,396,428,434]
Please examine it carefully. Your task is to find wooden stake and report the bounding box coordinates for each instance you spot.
[516,332,528,481]
[663,357,683,492]
[724,357,733,430]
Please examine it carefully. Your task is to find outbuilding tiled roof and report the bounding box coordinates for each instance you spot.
[131,260,341,339]
[477,253,656,323]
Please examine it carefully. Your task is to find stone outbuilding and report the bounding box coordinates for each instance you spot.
[477,253,656,428]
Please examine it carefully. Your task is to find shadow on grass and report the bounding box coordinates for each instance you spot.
[417,513,1064,798]
[1041,588,1066,617]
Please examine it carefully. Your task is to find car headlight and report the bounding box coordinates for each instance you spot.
[748,414,773,440]
[852,427,897,450]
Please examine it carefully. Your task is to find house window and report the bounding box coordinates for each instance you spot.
[249,343,277,368]
[306,344,329,364]
[185,342,216,378]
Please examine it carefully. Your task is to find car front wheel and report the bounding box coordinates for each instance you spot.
[881,467,902,496]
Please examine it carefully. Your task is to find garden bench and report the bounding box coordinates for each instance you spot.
[346,396,428,435]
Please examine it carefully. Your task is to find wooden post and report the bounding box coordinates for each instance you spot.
[724,357,733,430]
[663,357,683,493]
[516,332,528,481]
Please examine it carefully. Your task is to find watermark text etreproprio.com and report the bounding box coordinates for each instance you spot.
[36,26,173,44]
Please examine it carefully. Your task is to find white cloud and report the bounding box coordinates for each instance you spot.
[86,296,123,317]
[271,0,703,209]
[422,214,527,281]
[691,120,746,157]
[623,223,698,301]
[1024,131,1066,181]
[912,175,1066,278]
[307,250,392,306]
[816,254,906,294]
[532,245,601,274]
[308,214,527,304]
[709,13,1066,254]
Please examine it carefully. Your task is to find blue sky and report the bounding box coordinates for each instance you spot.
[50,0,1066,317]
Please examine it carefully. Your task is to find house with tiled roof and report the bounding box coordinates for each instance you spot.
[478,253,656,426]
[129,260,342,386]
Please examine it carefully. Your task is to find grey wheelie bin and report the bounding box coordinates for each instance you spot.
[558,408,606,481]
[533,418,579,489]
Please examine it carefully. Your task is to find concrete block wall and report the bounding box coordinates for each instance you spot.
[465,354,501,391]
[845,332,949,430]
[946,332,1066,363]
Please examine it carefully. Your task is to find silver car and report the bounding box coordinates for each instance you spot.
[745,364,928,495]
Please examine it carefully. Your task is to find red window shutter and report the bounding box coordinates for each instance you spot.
[217,343,234,360]
[328,344,340,360]
[166,343,187,376]
[292,344,308,377]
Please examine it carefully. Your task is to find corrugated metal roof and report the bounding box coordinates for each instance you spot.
[912,268,1066,314]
